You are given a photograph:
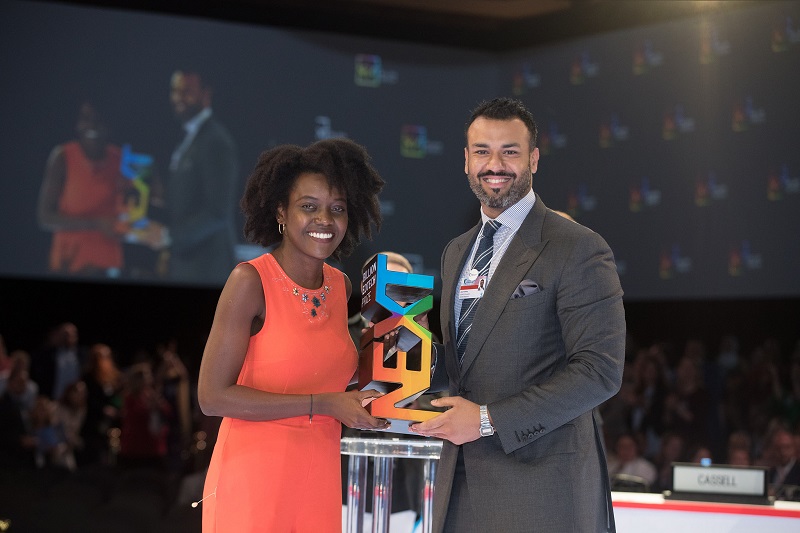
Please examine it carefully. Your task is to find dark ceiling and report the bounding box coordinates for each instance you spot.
[56,0,762,51]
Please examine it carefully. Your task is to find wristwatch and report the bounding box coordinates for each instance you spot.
[479,405,495,437]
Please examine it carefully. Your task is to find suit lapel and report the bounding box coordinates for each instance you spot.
[459,196,550,376]
[442,224,481,381]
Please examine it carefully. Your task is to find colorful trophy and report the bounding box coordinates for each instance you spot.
[118,144,156,244]
[359,253,438,434]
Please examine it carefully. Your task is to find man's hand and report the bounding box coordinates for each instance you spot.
[409,396,482,445]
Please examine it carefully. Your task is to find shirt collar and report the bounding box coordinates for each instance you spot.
[183,107,213,135]
[480,188,536,232]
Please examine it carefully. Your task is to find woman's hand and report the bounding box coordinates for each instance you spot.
[318,389,390,430]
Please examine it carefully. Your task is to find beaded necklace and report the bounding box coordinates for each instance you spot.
[270,255,331,321]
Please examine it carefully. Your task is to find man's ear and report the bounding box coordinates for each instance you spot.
[530,147,540,174]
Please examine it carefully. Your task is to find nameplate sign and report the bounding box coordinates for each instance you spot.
[668,463,769,504]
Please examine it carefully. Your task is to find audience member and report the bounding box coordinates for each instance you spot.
[771,346,800,431]
[119,362,172,469]
[4,351,39,413]
[725,430,753,466]
[154,340,192,473]
[0,333,11,394]
[629,349,669,459]
[30,395,77,471]
[0,363,39,468]
[721,364,750,441]
[727,447,752,467]
[652,432,685,493]
[56,380,88,460]
[599,372,636,453]
[764,426,800,498]
[607,432,657,489]
[688,443,713,464]
[663,354,710,452]
[743,343,781,452]
[31,322,87,401]
[716,335,741,377]
[80,343,123,465]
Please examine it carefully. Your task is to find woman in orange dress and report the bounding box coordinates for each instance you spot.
[198,138,388,532]
[37,101,126,276]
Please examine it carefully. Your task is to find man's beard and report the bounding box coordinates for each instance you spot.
[467,169,532,210]
[174,103,204,123]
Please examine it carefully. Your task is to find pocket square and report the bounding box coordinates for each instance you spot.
[511,280,541,299]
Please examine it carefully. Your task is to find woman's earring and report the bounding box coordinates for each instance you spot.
[278,222,285,235]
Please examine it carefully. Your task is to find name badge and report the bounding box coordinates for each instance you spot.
[459,275,487,299]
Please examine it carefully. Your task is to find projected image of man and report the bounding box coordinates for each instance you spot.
[163,68,239,284]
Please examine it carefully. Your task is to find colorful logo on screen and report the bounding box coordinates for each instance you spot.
[767,165,800,201]
[663,105,696,140]
[354,54,399,87]
[699,22,730,65]
[538,122,567,155]
[771,16,800,52]
[695,171,728,207]
[570,51,599,85]
[512,62,542,95]
[400,125,443,159]
[314,116,347,140]
[659,244,692,279]
[732,97,766,132]
[566,185,597,218]
[599,114,629,148]
[728,240,763,277]
[632,39,663,76]
[629,177,661,212]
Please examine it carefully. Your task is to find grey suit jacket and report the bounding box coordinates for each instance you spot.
[167,116,239,284]
[433,195,625,533]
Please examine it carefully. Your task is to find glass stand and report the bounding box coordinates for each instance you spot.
[341,437,443,533]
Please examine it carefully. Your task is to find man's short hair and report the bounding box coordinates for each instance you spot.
[465,97,538,149]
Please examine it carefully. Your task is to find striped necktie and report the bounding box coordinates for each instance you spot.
[456,220,500,365]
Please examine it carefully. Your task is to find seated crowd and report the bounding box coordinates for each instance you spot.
[2,323,799,516]
[601,334,800,500]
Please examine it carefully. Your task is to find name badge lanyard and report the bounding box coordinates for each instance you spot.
[458,227,512,299]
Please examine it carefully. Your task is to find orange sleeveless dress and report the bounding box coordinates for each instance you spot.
[202,253,357,533]
[49,141,123,273]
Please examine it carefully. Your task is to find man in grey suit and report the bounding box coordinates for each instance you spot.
[165,68,239,284]
[411,98,625,532]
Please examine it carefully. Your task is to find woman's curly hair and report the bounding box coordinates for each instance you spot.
[240,138,385,261]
